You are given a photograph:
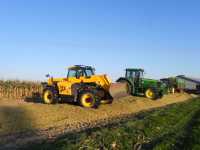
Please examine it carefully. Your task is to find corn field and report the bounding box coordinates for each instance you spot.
[0,80,43,99]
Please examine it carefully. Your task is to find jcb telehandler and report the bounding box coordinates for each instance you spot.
[117,68,166,100]
[42,65,127,108]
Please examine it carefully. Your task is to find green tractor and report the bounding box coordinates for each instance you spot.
[116,68,166,100]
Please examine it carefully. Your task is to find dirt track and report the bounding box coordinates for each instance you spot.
[0,93,195,149]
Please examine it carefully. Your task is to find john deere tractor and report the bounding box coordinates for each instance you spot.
[117,68,166,100]
[42,65,127,108]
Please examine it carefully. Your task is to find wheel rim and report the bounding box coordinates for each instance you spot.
[81,93,95,108]
[44,91,53,104]
[146,89,154,99]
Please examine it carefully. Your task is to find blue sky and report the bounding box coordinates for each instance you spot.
[0,0,200,81]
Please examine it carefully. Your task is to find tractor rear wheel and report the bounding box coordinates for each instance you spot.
[145,88,159,100]
[43,88,58,104]
[79,91,99,108]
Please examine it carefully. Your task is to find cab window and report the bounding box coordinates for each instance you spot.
[76,69,84,78]
[85,69,94,77]
[68,70,77,78]
[127,71,135,78]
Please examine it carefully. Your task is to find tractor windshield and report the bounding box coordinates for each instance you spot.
[136,71,144,78]
[126,70,144,79]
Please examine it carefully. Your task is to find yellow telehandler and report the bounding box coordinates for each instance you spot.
[42,65,128,108]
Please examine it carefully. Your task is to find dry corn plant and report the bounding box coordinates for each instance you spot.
[0,80,43,99]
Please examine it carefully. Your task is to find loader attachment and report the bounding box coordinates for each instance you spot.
[109,82,130,99]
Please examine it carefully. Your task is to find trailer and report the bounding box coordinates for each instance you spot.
[176,75,200,94]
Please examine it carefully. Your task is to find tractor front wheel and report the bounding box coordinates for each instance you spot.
[145,88,159,100]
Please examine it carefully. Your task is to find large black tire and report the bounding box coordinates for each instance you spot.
[79,90,100,108]
[43,87,58,104]
[145,88,159,100]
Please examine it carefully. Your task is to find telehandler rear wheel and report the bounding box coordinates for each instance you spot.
[43,88,57,104]
[79,91,98,108]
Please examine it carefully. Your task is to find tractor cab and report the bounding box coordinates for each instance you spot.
[117,68,165,99]
[125,68,144,88]
[125,68,144,78]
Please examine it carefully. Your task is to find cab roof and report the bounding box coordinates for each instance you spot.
[68,65,93,70]
[126,68,144,72]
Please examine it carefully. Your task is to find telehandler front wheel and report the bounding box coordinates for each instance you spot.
[79,91,99,108]
[43,88,58,104]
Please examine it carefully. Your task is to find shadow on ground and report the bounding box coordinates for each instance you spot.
[24,92,43,103]
[0,106,36,150]
[24,92,78,107]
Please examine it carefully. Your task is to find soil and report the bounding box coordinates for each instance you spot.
[0,93,194,149]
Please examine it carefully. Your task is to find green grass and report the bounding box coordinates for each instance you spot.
[23,98,200,150]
